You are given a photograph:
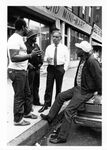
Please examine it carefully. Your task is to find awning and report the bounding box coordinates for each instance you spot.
[92,41,102,46]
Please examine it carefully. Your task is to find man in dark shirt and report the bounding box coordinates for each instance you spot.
[25,30,43,106]
[92,44,102,67]
[40,41,102,144]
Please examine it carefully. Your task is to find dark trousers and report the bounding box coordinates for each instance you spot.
[48,86,93,139]
[28,68,40,104]
[44,65,65,106]
[8,69,32,122]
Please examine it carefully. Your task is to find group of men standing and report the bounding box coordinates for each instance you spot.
[7,18,102,144]
[7,18,69,126]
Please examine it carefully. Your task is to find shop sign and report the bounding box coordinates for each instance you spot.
[91,24,102,42]
[37,6,91,34]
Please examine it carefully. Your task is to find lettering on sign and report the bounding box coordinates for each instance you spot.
[93,26,102,37]
[74,18,85,28]
[45,6,60,14]
[91,24,102,42]
[41,6,91,34]
[62,9,74,22]
[62,9,85,28]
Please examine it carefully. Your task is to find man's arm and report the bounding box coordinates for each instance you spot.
[89,58,102,95]
[9,48,41,62]
[9,49,31,62]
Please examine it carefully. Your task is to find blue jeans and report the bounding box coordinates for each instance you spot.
[8,68,32,122]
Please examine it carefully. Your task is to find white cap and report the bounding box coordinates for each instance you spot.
[75,41,92,53]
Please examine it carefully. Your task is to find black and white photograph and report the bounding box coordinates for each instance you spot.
[0,0,106,149]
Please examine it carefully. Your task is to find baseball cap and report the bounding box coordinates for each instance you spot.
[75,41,92,53]
[27,29,38,39]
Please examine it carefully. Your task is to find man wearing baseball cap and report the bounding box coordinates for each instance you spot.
[25,29,43,106]
[40,40,102,144]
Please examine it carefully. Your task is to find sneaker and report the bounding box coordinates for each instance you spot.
[24,113,38,119]
[14,120,30,126]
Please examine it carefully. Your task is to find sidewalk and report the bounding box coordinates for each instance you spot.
[7,60,79,146]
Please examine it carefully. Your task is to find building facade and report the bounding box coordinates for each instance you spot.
[8,6,102,61]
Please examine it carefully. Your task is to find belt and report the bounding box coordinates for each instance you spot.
[49,64,64,67]
[8,68,27,72]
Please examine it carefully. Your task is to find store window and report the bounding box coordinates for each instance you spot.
[25,19,50,52]
[89,7,91,23]
[70,29,89,60]
[82,6,85,19]
[70,29,78,60]
[64,24,68,46]
[89,7,91,17]
[8,17,50,53]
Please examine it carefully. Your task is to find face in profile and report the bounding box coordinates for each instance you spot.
[76,48,85,57]
[22,26,28,36]
[30,35,37,43]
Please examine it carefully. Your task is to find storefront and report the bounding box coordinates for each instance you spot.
[91,24,102,45]
[8,6,57,52]
[8,6,102,61]
[37,6,92,60]
[70,28,89,60]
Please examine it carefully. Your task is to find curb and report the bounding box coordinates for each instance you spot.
[7,109,65,146]
[7,120,49,146]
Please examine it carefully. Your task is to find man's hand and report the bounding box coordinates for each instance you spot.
[47,57,53,64]
[30,49,43,58]
[28,63,35,70]
[93,95,102,104]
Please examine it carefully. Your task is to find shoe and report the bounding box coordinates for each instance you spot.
[24,113,38,119]
[49,137,66,144]
[14,120,30,126]
[50,133,58,139]
[40,114,52,123]
[33,102,43,106]
[50,128,60,139]
[38,105,48,113]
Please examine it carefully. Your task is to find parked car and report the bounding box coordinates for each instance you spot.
[74,94,102,129]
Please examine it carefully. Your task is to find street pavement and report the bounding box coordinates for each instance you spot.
[6,60,79,144]
[38,120,101,146]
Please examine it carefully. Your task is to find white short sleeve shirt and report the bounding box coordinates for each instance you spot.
[7,33,28,70]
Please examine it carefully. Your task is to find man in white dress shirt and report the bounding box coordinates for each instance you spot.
[38,29,69,113]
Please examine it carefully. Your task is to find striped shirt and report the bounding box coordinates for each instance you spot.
[76,60,85,87]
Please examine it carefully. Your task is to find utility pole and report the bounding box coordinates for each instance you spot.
[89,22,95,44]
